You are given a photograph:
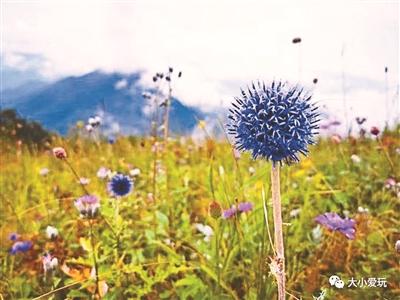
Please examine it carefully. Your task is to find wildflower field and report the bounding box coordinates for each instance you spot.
[0,126,399,299]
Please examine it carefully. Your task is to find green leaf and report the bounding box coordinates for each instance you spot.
[79,237,93,252]
[156,211,169,227]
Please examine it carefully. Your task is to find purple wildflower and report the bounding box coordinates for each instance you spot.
[42,253,58,273]
[10,241,32,255]
[315,212,356,239]
[9,233,19,241]
[222,206,237,219]
[74,195,100,218]
[238,202,253,213]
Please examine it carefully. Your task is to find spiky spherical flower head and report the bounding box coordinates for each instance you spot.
[228,81,319,164]
[107,174,133,198]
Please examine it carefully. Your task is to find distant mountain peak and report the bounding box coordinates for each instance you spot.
[3,71,203,135]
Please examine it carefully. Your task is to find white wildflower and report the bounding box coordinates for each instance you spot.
[46,225,58,239]
[350,154,361,164]
[129,168,141,177]
[195,223,214,242]
[39,168,50,176]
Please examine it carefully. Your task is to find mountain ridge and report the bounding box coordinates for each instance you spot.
[2,71,204,135]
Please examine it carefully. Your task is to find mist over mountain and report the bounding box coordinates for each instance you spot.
[1,71,204,135]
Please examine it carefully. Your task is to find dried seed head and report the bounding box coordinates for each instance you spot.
[370,126,380,136]
[209,201,222,219]
[292,37,301,44]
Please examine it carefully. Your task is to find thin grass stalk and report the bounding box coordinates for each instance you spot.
[152,143,158,202]
[377,137,396,173]
[151,81,162,202]
[163,75,172,142]
[215,220,221,295]
[341,44,349,134]
[64,159,90,196]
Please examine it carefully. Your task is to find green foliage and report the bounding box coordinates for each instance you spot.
[0,109,52,150]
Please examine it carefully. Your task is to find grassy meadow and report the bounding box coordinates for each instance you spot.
[0,128,399,299]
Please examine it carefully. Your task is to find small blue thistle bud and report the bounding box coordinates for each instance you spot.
[228,81,319,164]
[107,174,133,198]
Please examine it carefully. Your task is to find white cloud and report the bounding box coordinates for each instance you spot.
[2,0,399,129]
[114,78,128,90]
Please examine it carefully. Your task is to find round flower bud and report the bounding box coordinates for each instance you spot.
[208,201,222,219]
[370,126,380,136]
[52,147,67,159]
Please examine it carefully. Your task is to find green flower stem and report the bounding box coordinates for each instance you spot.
[114,198,122,258]
[271,164,285,300]
[64,158,90,196]
[215,220,221,294]
[62,157,100,298]
[89,219,100,299]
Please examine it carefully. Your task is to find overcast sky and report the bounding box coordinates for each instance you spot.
[2,0,399,131]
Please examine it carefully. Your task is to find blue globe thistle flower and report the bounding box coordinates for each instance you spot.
[107,174,133,197]
[228,81,319,164]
